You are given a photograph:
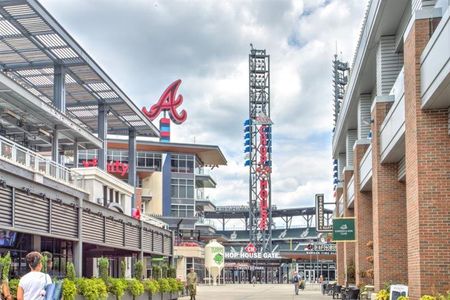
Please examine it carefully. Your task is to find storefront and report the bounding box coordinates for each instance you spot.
[297,261,336,282]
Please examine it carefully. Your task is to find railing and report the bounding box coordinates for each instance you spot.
[0,135,83,188]
[195,217,216,228]
[360,145,373,189]
[338,195,344,217]
[347,176,355,207]
[380,70,405,162]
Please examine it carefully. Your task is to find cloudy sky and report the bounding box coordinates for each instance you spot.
[41,0,367,211]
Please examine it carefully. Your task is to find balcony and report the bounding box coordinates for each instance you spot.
[0,135,83,189]
[360,146,373,191]
[338,195,344,217]
[421,7,450,109]
[347,176,355,208]
[380,68,405,163]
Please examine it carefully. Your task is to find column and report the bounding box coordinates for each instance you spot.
[98,103,108,170]
[353,140,373,286]
[376,36,403,97]
[51,127,59,163]
[53,64,66,113]
[342,168,355,285]
[73,197,83,277]
[371,98,407,291]
[73,139,79,168]
[404,14,449,298]
[335,186,345,285]
[128,128,137,213]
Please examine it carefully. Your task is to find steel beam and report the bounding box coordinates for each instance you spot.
[98,103,108,170]
[53,64,66,113]
[128,128,137,212]
[51,127,59,163]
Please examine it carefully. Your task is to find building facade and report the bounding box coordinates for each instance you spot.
[0,0,173,279]
[332,0,450,297]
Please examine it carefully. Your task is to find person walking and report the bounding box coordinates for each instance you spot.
[251,275,256,286]
[186,268,198,300]
[17,251,52,300]
[292,272,300,295]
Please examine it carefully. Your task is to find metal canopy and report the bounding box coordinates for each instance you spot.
[0,0,159,137]
[204,207,333,219]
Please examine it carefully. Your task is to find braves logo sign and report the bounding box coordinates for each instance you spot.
[142,79,187,124]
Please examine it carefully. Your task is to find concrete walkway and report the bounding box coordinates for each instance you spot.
[180,283,329,300]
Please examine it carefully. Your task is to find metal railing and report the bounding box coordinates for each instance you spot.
[0,135,83,188]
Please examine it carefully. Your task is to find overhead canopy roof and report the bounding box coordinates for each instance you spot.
[0,0,159,137]
[108,139,228,167]
[0,71,102,149]
[204,206,333,219]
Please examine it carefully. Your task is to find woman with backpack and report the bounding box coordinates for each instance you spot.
[16,252,52,300]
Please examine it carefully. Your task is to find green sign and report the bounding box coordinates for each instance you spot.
[332,218,356,241]
[214,253,224,265]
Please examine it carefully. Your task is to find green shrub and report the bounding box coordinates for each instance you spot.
[152,266,161,280]
[127,278,144,297]
[143,279,159,294]
[76,278,108,300]
[397,297,409,300]
[62,279,77,300]
[120,259,126,279]
[108,278,127,299]
[176,279,184,292]
[158,278,171,293]
[98,257,109,282]
[1,252,11,280]
[161,264,168,278]
[41,255,48,274]
[420,296,437,300]
[168,266,176,278]
[8,278,19,298]
[66,262,76,281]
[134,260,144,280]
[167,278,180,293]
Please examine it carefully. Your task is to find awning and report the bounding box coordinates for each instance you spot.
[0,0,158,137]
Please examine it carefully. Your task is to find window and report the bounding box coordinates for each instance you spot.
[137,152,162,170]
[78,149,98,165]
[171,154,194,173]
[171,179,194,199]
[171,204,195,217]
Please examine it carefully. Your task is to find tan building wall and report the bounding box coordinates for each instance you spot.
[174,246,204,282]
[142,172,163,215]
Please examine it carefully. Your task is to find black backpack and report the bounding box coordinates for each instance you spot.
[293,275,299,283]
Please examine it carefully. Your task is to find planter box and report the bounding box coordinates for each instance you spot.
[74,291,177,300]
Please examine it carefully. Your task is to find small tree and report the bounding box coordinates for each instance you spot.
[161,264,168,278]
[134,260,144,280]
[66,262,76,281]
[152,266,161,280]
[98,257,109,282]
[120,259,127,279]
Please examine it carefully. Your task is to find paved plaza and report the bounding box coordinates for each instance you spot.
[180,283,328,300]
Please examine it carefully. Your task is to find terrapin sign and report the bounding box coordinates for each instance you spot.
[315,194,332,232]
[332,218,356,242]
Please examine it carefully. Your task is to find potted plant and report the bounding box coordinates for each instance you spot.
[77,278,108,300]
[376,289,389,300]
[98,257,110,282]
[158,278,171,300]
[143,279,159,300]
[62,278,77,300]
[134,261,144,280]
[108,278,127,300]
[127,278,145,300]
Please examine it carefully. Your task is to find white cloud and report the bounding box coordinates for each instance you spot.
[40,0,367,213]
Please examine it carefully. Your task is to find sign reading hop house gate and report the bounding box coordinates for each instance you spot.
[332,218,356,241]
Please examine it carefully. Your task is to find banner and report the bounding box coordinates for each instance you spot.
[332,218,356,241]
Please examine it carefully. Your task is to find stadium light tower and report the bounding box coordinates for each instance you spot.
[244,45,273,252]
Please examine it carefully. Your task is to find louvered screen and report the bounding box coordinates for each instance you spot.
[153,231,163,253]
[124,224,140,249]
[15,191,49,232]
[164,234,172,256]
[51,201,78,238]
[142,228,153,252]
[82,211,104,244]
[105,218,123,247]
[0,186,12,226]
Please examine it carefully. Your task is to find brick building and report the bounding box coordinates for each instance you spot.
[332,0,450,298]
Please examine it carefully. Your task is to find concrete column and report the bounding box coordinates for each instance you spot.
[357,95,372,139]
[73,197,83,277]
[52,127,59,163]
[128,128,137,212]
[346,131,357,169]
[353,141,373,286]
[404,16,450,297]
[98,103,108,170]
[73,139,79,168]
[335,186,345,285]
[371,98,407,291]
[342,169,355,285]
[376,36,403,97]
[53,65,66,113]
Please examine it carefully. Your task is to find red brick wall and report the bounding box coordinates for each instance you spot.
[353,143,373,286]
[371,101,408,291]
[335,186,345,285]
[342,169,356,285]
[404,18,450,298]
